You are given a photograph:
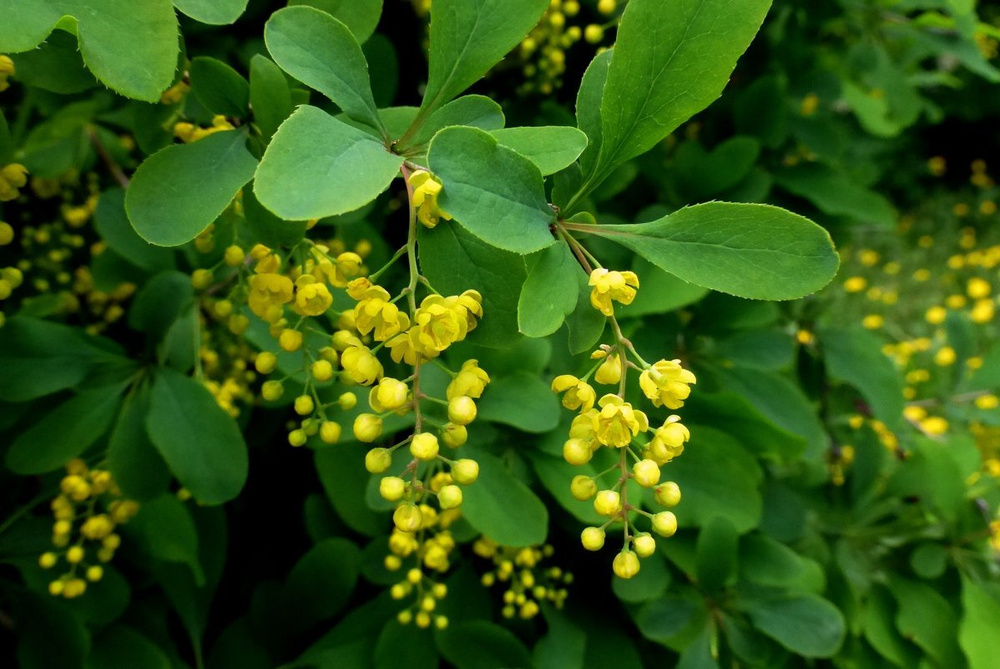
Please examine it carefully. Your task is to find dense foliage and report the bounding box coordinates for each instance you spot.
[1,1,1000,668]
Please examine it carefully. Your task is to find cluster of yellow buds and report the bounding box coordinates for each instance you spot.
[0,163,29,202]
[40,459,139,598]
[160,80,190,105]
[197,314,257,418]
[552,266,696,578]
[0,54,14,92]
[408,171,451,229]
[474,538,571,620]
[173,115,235,143]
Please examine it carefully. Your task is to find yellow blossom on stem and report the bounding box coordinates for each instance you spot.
[593,394,648,447]
[408,170,452,228]
[551,375,596,412]
[639,359,696,409]
[588,268,639,316]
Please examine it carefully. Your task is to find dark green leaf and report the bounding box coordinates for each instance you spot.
[189,57,250,117]
[249,55,293,142]
[14,591,89,669]
[375,621,439,669]
[128,271,194,341]
[132,494,203,583]
[891,577,964,667]
[284,539,361,629]
[107,385,172,502]
[518,242,581,337]
[429,126,555,254]
[743,594,846,658]
[9,29,96,94]
[774,163,896,227]
[254,105,402,220]
[461,452,548,547]
[820,326,905,432]
[626,258,708,317]
[476,372,561,433]
[695,516,738,592]
[94,188,174,271]
[126,130,257,246]
[960,577,1000,669]
[315,448,385,537]
[573,202,837,300]
[146,367,249,504]
[435,620,533,669]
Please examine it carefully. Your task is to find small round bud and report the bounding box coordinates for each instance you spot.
[441,423,468,448]
[632,459,661,487]
[654,481,681,507]
[191,269,213,289]
[294,395,315,416]
[86,565,104,582]
[593,490,621,517]
[570,475,597,501]
[338,392,358,410]
[581,527,605,551]
[435,615,449,630]
[451,459,480,485]
[432,583,447,598]
[397,610,413,625]
[633,533,656,558]
[651,511,678,537]
[447,396,477,426]
[354,414,383,442]
[407,567,423,584]
[66,546,84,564]
[311,359,334,382]
[223,245,245,267]
[288,429,307,447]
[319,421,342,444]
[39,552,57,569]
[279,329,303,352]
[438,485,463,509]
[410,433,440,461]
[365,448,392,473]
[261,380,284,401]
[394,504,423,533]
[563,438,592,465]
[415,611,431,628]
[380,476,406,502]
[613,550,640,579]
[584,24,604,43]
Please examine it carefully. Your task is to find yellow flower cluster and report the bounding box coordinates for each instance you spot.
[0,163,29,202]
[173,115,235,143]
[41,460,139,599]
[474,538,571,619]
[408,171,452,229]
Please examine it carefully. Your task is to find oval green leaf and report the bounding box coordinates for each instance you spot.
[460,452,548,547]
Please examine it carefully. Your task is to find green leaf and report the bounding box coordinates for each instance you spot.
[106,385,172,502]
[566,271,606,354]
[146,367,249,504]
[680,392,806,463]
[404,95,505,151]
[476,372,561,433]
[87,625,171,669]
[128,271,194,342]
[742,594,846,658]
[132,494,204,584]
[863,585,919,668]
[284,539,361,629]
[518,242,581,337]
[315,448,385,537]
[774,164,896,228]
[418,223,527,348]
[436,620,533,669]
[528,452,604,525]
[665,427,763,532]
[0,109,9,159]
[0,317,129,402]
[173,0,247,25]
[9,30,96,94]
[417,0,549,117]
[584,0,771,193]
[265,6,384,133]
[576,202,837,300]
[0,0,178,102]
[126,130,257,246]
[534,607,586,669]
[626,258,708,317]
[428,126,555,254]
[289,0,383,44]
[189,56,250,117]
[94,188,173,271]
[14,591,89,669]
[254,105,402,220]
[635,596,704,644]
[672,137,762,201]
[960,577,1000,669]
[490,126,588,177]
[820,326,905,432]
[249,55,293,142]
[612,550,672,603]
[461,452,548,547]
[6,386,124,474]
[891,577,964,667]
[375,621,439,669]
[695,516,738,592]
[575,50,613,176]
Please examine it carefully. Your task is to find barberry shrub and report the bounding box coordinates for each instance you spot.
[2,0,1000,667]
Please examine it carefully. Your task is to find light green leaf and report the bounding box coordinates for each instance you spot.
[742,594,846,658]
[417,0,549,117]
[265,6,383,133]
[146,367,249,505]
[584,0,771,194]
[126,130,257,246]
[571,202,838,300]
[820,326,905,432]
[960,577,1000,669]
[476,372,561,433]
[518,242,581,337]
[436,620,534,669]
[418,223,527,348]
[461,452,548,547]
[428,126,555,254]
[289,0,383,44]
[404,95,505,151]
[0,0,178,102]
[9,30,96,94]
[891,577,964,667]
[490,126,588,176]
[6,386,124,474]
[173,0,247,25]
[189,56,249,117]
[249,55,293,142]
[254,105,402,220]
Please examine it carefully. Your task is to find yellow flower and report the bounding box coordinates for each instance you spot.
[369,377,410,412]
[354,285,408,341]
[843,276,867,293]
[248,273,294,321]
[0,163,29,202]
[862,314,883,330]
[968,277,991,299]
[341,344,383,385]
[934,346,956,367]
[925,306,947,325]
[592,350,622,385]
[592,394,648,448]
[386,329,421,365]
[446,360,490,399]
[639,359,696,409]
[551,375,596,412]
[588,268,639,316]
[295,281,333,316]
[410,295,476,356]
[971,299,995,324]
[409,170,452,228]
[646,415,689,465]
